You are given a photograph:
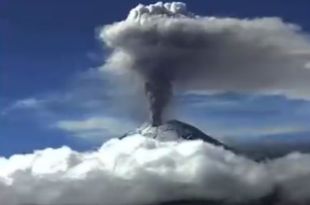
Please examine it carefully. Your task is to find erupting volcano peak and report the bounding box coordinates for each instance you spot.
[121,119,230,149]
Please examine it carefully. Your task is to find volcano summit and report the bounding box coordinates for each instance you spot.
[121,120,227,147]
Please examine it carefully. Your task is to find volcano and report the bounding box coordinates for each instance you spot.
[120,120,279,205]
[121,120,231,151]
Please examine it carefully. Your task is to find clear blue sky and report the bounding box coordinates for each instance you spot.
[2,0,310,157]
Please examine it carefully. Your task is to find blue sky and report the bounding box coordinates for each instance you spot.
[2,0,310,157]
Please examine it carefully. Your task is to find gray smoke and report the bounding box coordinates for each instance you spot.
[100,2,310,125]
[144,73,172,126]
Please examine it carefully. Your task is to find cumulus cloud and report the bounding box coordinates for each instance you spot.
[1,135,310,205]
[100,2,310,100]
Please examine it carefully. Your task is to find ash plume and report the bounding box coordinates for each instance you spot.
[144,72,172,126]
[100,2,310,125]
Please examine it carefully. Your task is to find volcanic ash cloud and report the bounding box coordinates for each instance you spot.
[100,1,310,125]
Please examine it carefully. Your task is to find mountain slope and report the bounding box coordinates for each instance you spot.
[121,120,231,150]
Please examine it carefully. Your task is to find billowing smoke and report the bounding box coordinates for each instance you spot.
[2,135,310,205]
[144,77,172,126]
[100,2,310,125]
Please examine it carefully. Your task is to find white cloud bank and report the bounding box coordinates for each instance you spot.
[1,135,310,205]
[101,2,310,99]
